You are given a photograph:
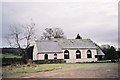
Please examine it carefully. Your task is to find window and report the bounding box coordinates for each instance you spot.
[54,53,57,59]
[44,54,48,59]
[87,50,92,58]
[64,50,69,59]
[76,50,81,59]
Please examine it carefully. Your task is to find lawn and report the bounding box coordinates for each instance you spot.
[0,53,22,58]
[2,63,118,78]
[2,63,74,77]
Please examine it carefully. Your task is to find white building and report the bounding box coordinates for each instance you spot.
[32,38,105,63]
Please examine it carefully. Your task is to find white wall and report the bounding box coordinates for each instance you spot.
[33,42,38,60]
[37,53,64,60]
[57,53,64,59]
[37,54,44,60]
[63,49,98,63]
[33,48,98,63]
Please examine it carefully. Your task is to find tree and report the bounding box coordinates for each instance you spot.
[5,22,35,62]
[75,34,82,39]
[116,50,120,58]
[42,27,65,40]
[52,28,64,38]
[43,28,53,40]
[104,46,118,60]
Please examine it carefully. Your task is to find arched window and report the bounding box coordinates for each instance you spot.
[87,50,92,58]
[76,50,81,59]
[54,53,57,59]
[64,50,69,59]
[44,54,48,59]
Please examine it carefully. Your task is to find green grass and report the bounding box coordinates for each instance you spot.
[0,53,22,58]
[2,63,117,77]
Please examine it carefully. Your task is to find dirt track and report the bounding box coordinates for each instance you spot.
[12,63,118,78]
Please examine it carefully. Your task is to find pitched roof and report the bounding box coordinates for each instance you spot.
[97,48,105,55]
[36,41,63,53]
[35,38,105,55]
[94,43,105,55]
[52,39,97,49]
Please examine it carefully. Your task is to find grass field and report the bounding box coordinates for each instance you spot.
[2,63,118,78]
[0,53,22,58]
[3,63,77,76]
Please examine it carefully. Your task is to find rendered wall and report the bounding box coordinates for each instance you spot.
[33,43,38,60]
[63,49,98,63]
[34,48,98,63]
[37,53,64,60]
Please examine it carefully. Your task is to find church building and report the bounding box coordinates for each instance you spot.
[32,35,104,63]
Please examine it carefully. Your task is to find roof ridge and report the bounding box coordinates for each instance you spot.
[36,40,55,42]
[61,39,91,40]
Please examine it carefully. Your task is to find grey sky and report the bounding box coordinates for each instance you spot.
[1,0,118,48]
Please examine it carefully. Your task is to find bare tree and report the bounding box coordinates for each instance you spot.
[42,28,53,40]
[52,28,64,38]
[5,22,35,61]
[42,27,66,40]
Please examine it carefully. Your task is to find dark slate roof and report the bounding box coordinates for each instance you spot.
[36,41,63,53]
[97,48,105,55]
[52,39,97,49]
[94,43,105,55]
[35,39,105,55]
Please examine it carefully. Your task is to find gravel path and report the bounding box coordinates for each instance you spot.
[12,63,118,78]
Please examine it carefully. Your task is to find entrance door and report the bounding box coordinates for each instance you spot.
[45,54,48,59]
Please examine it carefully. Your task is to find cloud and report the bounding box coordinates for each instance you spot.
[2,1,118,47]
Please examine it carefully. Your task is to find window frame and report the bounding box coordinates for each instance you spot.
[64,50,69,59]
[76,50,81,59]
[87,50,92,58]
[54,53,57,59]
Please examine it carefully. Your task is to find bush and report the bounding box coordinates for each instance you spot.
[2,58,26,66]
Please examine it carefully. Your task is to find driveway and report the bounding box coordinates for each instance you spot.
[13,63,118,78]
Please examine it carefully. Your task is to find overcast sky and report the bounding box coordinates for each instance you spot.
[1,0,119,48]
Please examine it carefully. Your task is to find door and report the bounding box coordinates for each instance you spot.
[45,54,48,59]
